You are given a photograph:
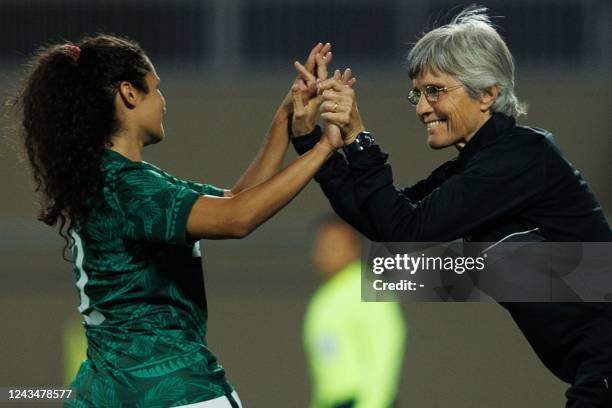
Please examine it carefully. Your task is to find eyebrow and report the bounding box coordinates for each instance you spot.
[413,83,445,91]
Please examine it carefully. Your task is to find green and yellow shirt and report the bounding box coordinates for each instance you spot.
[304,262,406,408]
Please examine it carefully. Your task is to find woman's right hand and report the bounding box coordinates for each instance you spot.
[318,73,364,145]
[319,69,356,151]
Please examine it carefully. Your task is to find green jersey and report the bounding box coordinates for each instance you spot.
[66,150,233,407]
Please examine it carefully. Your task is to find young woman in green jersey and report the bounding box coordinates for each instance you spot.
[18,35,350,407]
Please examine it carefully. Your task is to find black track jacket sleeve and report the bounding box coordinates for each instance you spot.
[291,127,377,238]
[401,159,458,202]
[345,133,545,242]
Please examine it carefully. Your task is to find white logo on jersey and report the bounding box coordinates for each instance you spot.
[71,231,107,325]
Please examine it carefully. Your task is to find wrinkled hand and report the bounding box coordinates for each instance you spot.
[288,43,332,137]
[318,72,365,145]
[319,69,356,151]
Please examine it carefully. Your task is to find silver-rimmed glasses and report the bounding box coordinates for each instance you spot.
[407,84,463,106]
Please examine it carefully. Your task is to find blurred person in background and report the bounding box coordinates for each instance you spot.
[63,318,87,387]
[291,6,612,408]
[17,34,346,407]
[304,215,406,408]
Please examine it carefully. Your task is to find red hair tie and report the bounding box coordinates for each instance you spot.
[62,43,81,62]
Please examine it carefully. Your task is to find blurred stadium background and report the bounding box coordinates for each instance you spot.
[0,0,610,406]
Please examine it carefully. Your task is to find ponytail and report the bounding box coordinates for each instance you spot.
[18,34,151,258]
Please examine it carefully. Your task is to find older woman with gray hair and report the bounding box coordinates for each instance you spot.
[290,6,612,407]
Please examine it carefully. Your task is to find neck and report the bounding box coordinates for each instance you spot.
[324,258,359,281]
[109,130,144,162]
[455,111,493,151]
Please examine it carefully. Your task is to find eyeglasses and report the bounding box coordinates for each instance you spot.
[407,84,463,106]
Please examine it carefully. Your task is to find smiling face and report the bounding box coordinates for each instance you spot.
[412,68,492,149]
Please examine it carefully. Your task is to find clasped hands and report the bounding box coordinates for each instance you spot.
[287,43,365,151]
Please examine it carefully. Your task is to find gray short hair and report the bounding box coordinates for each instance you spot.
[407,6,527,118]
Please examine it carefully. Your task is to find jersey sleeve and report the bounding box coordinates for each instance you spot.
[179,180,225,197]
[113,168,201,246]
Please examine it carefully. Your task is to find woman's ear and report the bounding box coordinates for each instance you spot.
[479,84,499,112]
[118,81,139,109]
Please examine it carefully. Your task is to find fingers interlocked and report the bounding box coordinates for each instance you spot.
[319,79,355,127]
[290,43,362,142]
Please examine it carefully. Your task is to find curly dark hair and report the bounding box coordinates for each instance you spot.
[18,34,151,258]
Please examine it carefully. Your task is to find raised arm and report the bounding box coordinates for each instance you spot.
[317,79,546,242]
[185,45,345,240]
[289,66,381,238]
[229,43,332,196]
[347,138,544,241]
[186,124,343,240]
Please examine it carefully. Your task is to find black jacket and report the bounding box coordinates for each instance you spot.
[293,114,612,383]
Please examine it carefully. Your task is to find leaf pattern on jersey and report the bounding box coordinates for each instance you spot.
[171,382,227,407]
[134,268,153,291]
[142,198,163,237]
[126,169,169,197]
[126,302,154,321]
[120,170,170,242]
[164,207,175,241]
[124,220,136,241]
[91,376,121,408]
[97,250,134,271]
[68,152,232,403]
[136,377,187,408]
[128,336,154,357]
[189,381,226,398]
[124,345,205,378]
[97,345,121,368]
[86,211,122,251]
[71,360,92,390]
[64,398,87,408]
[168,282,182,303]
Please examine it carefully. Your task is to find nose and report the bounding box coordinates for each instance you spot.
[415,93,433,118]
